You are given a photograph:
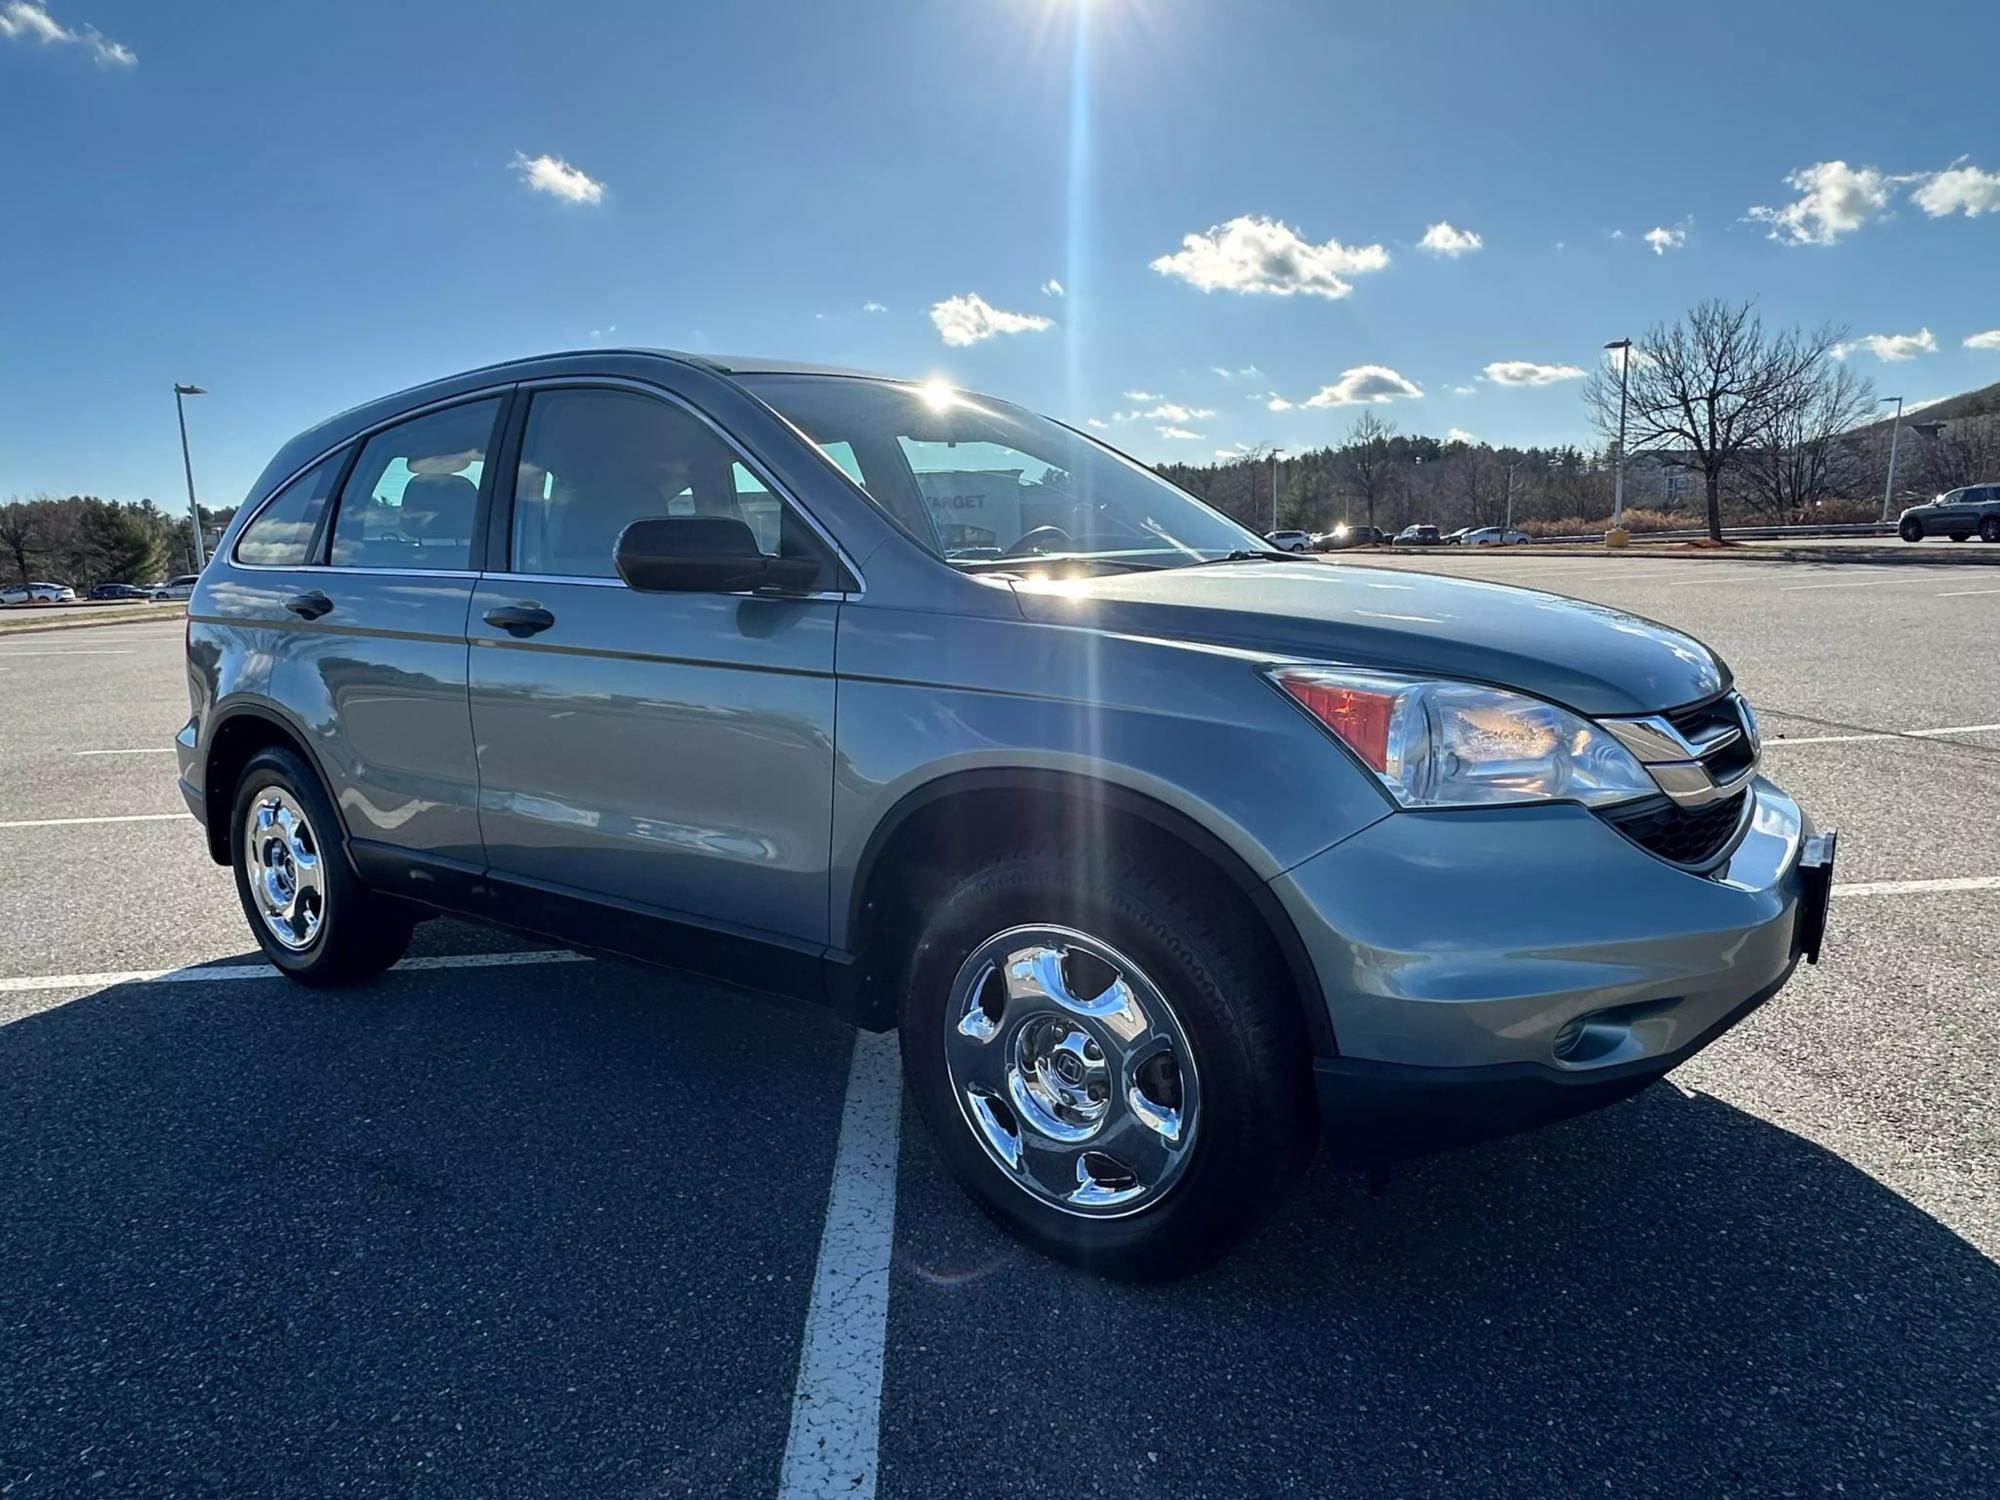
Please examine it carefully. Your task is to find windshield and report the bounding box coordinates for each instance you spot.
[739,374,1266,568]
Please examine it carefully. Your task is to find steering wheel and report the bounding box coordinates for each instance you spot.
[1001,524,1074,558]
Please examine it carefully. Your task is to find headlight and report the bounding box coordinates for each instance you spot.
[1268,666,1658,809]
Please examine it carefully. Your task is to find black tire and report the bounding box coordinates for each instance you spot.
[1899,519,1924,543]
[1981,517,2000,543]
[899,845,1316,1278]
[229,746,412,986]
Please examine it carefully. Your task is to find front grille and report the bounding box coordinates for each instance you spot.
[1665,695,1758,781]
[1602,789,1748,869]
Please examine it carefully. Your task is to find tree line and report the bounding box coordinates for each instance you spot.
[1164,299,1996,542]
[0,494,233,590]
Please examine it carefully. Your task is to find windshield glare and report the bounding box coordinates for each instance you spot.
[740,374,1266,568]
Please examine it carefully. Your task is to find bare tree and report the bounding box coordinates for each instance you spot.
[1338,412,1396,530]
[1586,299,1841,542]
[0,501,39,586]
[1742,359,1877,519]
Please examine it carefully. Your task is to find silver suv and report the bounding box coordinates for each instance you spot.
[175,350,1836,1275]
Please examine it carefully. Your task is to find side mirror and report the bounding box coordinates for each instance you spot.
[613,516,823,595]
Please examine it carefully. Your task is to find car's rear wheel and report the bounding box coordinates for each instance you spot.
[1899,518,1924,542]
[1981,517,2000,543]
[900,847,1315,1278]
[230,746,412,985]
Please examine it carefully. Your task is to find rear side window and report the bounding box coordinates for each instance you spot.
[329,399,500,570]
[235,455,341,566]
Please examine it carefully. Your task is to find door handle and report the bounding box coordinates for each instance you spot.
[285,590,333,620]
[483,602,555,638]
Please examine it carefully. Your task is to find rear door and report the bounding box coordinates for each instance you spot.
[255,394,505,868]
[464,379,845,961]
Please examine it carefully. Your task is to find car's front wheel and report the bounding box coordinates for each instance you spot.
[1981,517,2000,543]
[1899,518,1924,542]
[900,847,1316,1278]
[229,746,413,985]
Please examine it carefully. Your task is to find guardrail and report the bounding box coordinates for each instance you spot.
[1522,521,1896,546]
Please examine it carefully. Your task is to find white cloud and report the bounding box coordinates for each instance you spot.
[1125,389,1161,401]
[1610,229,1626,240]
[1136,402,1213,423]
[1300,365,1423,407]
[1215,444,1251,459]
[1042,278,1065,296]
[1913,162,2000,218]
[1834,328,1937,362]
[1644,224,1687,255]
[1483,360,1586,386]
[512,152,605,204]
[862,300,887,313]
[1419,222,1482,257]
[929,292,1054,347]
[1266,394,1294,411]
[1748,161,1895,245]
[1156,425,1203,440]
[1150,214,1389,299]
[1450,384,1477,395]
[1965,329,2000,352]
[1447,427,1477,443]
[0,3,134,64]
[1086,417,1109,429]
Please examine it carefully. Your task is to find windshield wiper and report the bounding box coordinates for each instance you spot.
[1180,549,1301,568]
[953,553,1169,574]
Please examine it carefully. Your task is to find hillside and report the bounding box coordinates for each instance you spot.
[1854,377,2000,437]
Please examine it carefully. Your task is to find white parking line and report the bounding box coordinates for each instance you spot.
[1766,722,2000,747]
[1834,875,2000,897]
[74,747,177,757]
[1779,579,1887,591]
[0,648,136,657]
[1937,588,2000,597]
[0,812,193,829]
[0,949,591,994]
[778,1029,903,1500]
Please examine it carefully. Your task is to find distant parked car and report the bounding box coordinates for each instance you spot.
[1461,526,1532,546]
[1265,529,1312,552]
[1315,524,1387,550]
[1,581,76,605]
[1443,528,1473,545]
[89,582,151,600]
[1898,485,2000,543]
[1394,524,1442,546]
[151,575,201,601]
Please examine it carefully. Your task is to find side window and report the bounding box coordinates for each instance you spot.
[328,399,500,570]
[234,454,340,566]
[511,388,819,580]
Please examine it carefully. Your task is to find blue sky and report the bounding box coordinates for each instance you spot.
[3,0,1997,510]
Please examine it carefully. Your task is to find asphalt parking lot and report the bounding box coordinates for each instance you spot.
[2,557,1995,1498]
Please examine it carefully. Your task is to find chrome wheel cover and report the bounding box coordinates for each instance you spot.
[944,925,1201,1218]
[241,787,326,951]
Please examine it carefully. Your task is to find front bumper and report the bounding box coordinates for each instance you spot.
[1270,775,1820,1155]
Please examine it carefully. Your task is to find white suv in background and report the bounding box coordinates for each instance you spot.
[1265,530,1312,552]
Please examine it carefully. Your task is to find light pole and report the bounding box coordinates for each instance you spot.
[174,383,208,569]
[1604,339,1632,533]
[1878,396,1905,522]
[1269,448,1284,534]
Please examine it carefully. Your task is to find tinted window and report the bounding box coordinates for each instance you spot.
[235,455,340,566]
[329,400,499,570]
[511,388,820,579]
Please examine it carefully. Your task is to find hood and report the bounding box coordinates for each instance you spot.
[1009,561,1727,716]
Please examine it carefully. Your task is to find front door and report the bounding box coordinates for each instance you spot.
[465,382,843,962]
